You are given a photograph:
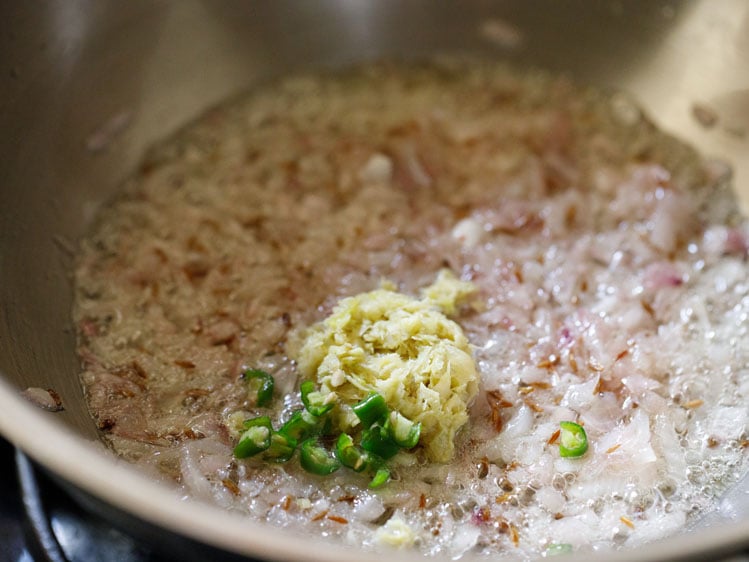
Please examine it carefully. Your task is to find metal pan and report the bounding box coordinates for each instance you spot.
[1,1,748,560]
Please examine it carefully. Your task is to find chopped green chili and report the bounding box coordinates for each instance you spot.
[300,380,336,417]
[278,409,321,441]
[233,382,412,487]
[545,543,573,556]
[299,437,341,475]
[242,369,274,407]
[368,465,391,489]
[234,416,272,458]
[263,432,297,463]
[360,423,400,459]
[353,392,389,427]
[335,433,368,472]
[385,411,421,449]
[559,421,588,458]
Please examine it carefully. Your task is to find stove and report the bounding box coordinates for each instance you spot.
[0,438,28,561]
[0,436,166,562]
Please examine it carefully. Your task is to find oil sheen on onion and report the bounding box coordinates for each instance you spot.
[73,58,749,559]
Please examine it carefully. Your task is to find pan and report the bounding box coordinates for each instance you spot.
[1,1,748,560]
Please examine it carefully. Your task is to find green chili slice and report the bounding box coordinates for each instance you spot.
[360,423,400,460]
[559,421,588,458]
[278,409,321,442]
[263,432,297,463]
[353,392,389,427]
[368,465,391,489]
[300,380,336,417]
[545,543,573,556]
[335,433,368,472]
[299,437,341,475]
[242,369,274,407]
[385,411,421,449]
[234,416,272,458]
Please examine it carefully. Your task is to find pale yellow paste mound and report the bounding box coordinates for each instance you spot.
[297,270,478,462]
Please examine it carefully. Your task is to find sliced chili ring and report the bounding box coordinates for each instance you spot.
[334,433,368,472]
[559,421,588,458]
[368,465,391,489]
[360,422,400,460]
[352,392,388,427]
[279,409,321,442]
[385,411,421,449]
[264,432,297,463]
[242,369,274,407]
[299,437,341,475]
[300,380,336,417]
[234,416,272,458]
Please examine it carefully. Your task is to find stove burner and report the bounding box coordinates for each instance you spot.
[0,439,29,561]
[1,436,259,562]
[15,448,160,562]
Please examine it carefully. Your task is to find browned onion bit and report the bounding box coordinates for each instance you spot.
[20,387,64,412]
